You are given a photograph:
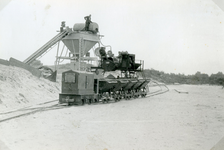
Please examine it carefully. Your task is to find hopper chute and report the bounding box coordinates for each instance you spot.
[62,32,100,56]
[21,15,103,82]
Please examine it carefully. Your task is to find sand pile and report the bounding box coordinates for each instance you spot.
[0,64,60,112]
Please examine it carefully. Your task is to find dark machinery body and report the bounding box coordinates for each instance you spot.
[58,15,150,105]
[92,49,143,74]
[59,53,150,105]
[59,70,97,105]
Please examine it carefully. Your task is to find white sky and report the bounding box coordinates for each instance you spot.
[0,0,224,75]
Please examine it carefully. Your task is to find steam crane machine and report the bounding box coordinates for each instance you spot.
[23,15,150,104]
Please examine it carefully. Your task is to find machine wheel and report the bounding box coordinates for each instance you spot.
[81,99,85,105]
[88,99,92,105]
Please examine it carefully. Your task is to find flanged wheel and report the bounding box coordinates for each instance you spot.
[88,99,92,105]
[79,99,84,105]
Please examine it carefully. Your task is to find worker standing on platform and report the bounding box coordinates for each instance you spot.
[84,15,92,31]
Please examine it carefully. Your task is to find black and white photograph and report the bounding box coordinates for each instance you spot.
[0,0,224,149]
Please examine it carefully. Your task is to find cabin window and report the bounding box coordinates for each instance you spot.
[65,73,76,83]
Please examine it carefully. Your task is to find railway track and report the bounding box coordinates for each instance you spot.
[0,84,169,123]
[0,100,66,123]
[147,81,169,97]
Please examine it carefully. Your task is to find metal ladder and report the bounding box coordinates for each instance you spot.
[23,30,69,65]
[79,38,86,71]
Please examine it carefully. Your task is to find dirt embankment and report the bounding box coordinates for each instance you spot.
[0,64,60,112]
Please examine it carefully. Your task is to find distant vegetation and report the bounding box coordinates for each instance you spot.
[143,69,224,86]
[46,62,224,86]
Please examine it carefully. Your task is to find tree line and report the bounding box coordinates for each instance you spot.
[143,69,224,85]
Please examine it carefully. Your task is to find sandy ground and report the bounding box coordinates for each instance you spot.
[0,84,224,150]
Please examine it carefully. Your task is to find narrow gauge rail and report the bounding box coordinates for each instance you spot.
[0,100,63,123]
[0,83,168,123]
